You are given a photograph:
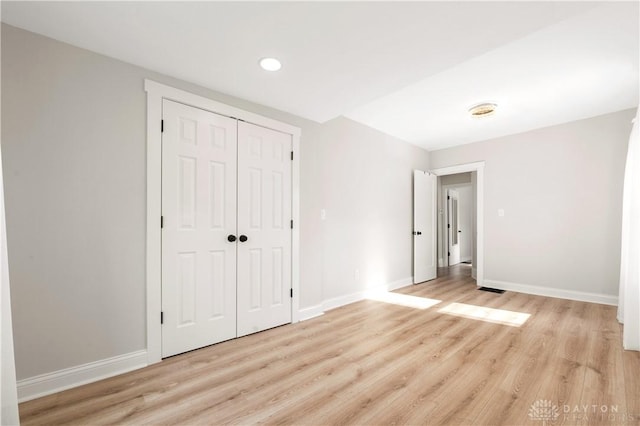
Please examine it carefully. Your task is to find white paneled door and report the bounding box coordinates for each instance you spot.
[161,100,238,357]
[237,121,292,337]
[457,186,473,263]
[413,170,437,284]
[161,100,292,357]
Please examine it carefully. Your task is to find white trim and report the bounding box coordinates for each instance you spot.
[322,277,414,312]
[144,80,301,364]
[483,279,618,306]
[17,350,147,403]
[144,80,301,138]
[291,131,301,324]
[387,277,415,292]
[432,162,485,287]
[472,267,477,279]
[145,82,162,366]
[323,291,364,312]
[298,304,324,321]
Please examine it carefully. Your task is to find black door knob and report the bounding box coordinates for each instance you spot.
[417,231,422,235]
[227,235,237,242]
[239,235,248,242]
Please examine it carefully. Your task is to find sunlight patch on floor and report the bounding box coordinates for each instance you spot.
[365,291,442,310]
[438,302,530,327]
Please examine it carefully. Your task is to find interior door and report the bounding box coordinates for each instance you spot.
[413,170,437,283]
[161,100,238,357]
[236,121,292,337]
[457,186,473,262]
[448,189,461,266]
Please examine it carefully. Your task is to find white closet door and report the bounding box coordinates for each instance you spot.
[237,121,292,337]
[161,100,238,357]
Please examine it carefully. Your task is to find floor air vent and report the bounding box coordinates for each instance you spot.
[478,287,505,294]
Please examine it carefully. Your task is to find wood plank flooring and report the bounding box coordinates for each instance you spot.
[19,265,640,425]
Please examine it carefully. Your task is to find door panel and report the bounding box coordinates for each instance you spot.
[413,170,437,283]
[457,186,473,262]
[237,121,292,337]
[448,189,461,266]
[162,100,238,357]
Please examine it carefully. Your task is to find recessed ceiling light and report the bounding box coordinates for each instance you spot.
[469,102,497,118]
[259,57,282,72]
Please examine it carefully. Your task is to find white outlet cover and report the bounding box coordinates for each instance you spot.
[498,209,505,217]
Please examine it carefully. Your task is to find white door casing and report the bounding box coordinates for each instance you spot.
[447,189,461,266]
[145,80,300,365]
[413,170,437,284]
[237,121,292,337]
[431,161,485,288]
[161,100,238,357]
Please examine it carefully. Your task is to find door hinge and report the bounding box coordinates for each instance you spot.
[161,120,164,133]
[291,151,294,161]
[290,288,293,298]
[160,311,164,324]
[161,216,164,228]
[447,195,450,200]
[290,220,293,229]
[447,224,450,229]
[448,252,450,256]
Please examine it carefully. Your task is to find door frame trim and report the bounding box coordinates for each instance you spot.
[144,80,301,365]
[431,162,484,287]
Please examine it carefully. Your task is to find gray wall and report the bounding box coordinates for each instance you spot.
[313,118,430,301]
[1,142,19,426]
[1,24,429,380]
[430,109,635,296]
[1,18,20,425]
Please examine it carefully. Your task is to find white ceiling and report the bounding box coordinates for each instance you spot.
[2,2,638,150]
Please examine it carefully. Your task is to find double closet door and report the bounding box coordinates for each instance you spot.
[161,100,292,358]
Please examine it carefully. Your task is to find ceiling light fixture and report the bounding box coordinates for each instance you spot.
[469,102,497,118]
[259,57,282,72]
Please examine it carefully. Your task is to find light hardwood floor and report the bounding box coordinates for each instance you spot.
[20,265,640,425]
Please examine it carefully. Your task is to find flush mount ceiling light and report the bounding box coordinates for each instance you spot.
[469,102,497,118]
[259,57,282,71]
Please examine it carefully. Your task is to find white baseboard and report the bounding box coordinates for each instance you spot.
[483,279,618,306]
[298,304,324,321]
[322,277,414,312]
[386,277,414,292]
[17,350,148,403]
[322,291,363,312]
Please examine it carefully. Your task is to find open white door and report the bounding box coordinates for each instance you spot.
[447,189,461,266]
[413,170,437,283]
